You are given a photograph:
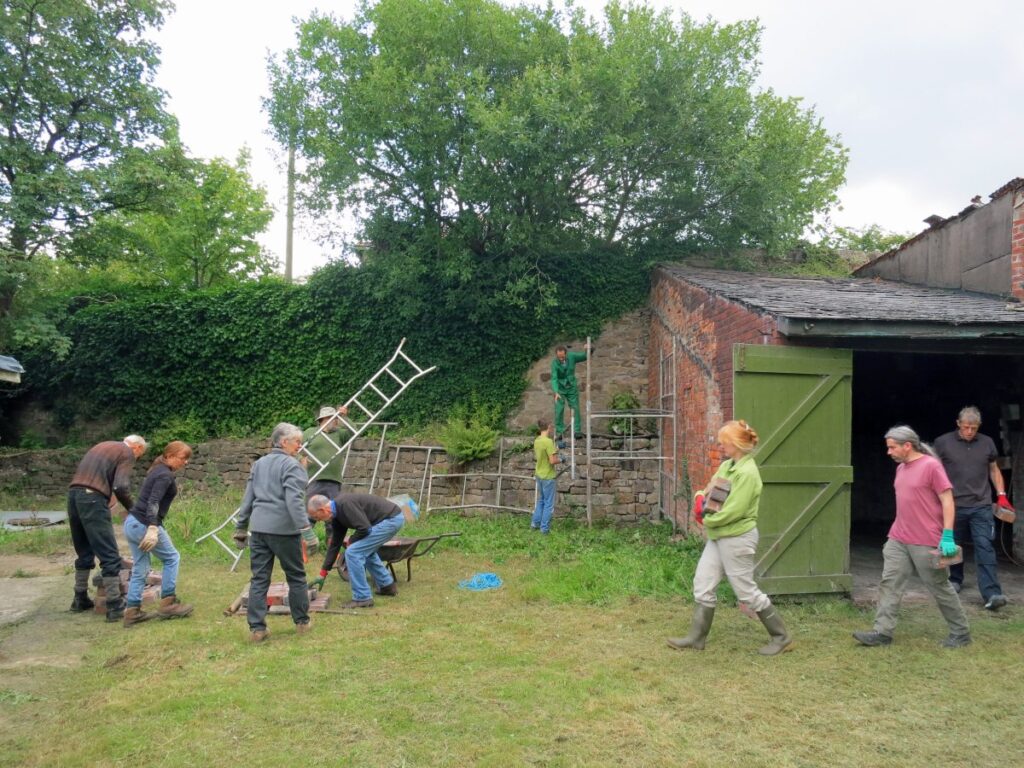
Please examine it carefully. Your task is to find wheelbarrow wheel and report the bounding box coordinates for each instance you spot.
[336,562,350,582]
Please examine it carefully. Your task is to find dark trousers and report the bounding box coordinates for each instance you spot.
[948,504,1003,600]
[247,531,310,631]
[67,487,122,577]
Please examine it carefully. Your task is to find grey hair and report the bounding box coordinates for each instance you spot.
[307,494,330,513]
[123,435,147,451]
[270,422,303,447]
[884,425,937,458]
[957,405,982,424]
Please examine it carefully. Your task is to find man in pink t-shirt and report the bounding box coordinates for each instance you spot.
[853,425,970,648]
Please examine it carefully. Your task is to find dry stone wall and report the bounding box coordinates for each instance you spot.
[507,308,651,432]
[0,435,663,525]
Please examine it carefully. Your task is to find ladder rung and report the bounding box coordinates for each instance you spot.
[384,367,406,387]
[369,382,388,400]
[397,349,425,374]
[351,398,375,418]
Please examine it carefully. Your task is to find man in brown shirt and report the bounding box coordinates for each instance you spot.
[67,435,147,621]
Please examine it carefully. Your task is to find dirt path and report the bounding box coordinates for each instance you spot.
[0,551,96,671]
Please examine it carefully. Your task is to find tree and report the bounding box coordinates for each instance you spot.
[828,224,911,254]
[0,0,173,348]
[65,145,277,289]
[267,0,848,317]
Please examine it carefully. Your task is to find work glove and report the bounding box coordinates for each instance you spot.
[300,527,319,557]
[939,529,957,558]
[232,530,249,550]
[693,493,705,526]
[996,493,1014,511]
[139,525,159,553]
[309,570,329,591]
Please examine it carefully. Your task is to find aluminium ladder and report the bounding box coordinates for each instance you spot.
[195,338,437,570]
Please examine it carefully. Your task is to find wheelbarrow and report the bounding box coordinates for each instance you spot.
[337,532,462,583]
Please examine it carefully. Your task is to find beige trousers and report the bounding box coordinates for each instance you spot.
[692,528,771,612]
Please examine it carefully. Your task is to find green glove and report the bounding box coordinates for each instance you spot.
[300,527,319,557]
[309,571,327,591]
[939,529,957,558]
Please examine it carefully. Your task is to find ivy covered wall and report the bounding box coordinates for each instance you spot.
[4,247,650,444]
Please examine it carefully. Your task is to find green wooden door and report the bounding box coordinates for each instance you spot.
[733,344,853,595]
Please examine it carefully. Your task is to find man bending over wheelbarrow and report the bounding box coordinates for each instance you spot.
[307,493,405,608]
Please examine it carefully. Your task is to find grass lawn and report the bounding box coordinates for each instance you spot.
[0,495,1022,767]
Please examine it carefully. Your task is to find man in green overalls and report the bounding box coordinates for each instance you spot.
[551,343,589,443]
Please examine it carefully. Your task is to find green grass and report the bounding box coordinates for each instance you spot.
[1,492,1022,767]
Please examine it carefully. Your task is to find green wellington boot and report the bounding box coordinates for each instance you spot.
[667,604,715,651]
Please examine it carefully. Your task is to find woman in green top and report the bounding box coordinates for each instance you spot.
[667,420,794,656]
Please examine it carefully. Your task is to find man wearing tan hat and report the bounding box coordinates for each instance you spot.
[302,403,350,504]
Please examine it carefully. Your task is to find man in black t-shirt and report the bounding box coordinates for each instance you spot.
[934,406,1008,610]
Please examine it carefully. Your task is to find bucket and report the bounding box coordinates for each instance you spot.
[389,494,420,523]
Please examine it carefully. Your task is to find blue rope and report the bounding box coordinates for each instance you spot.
[458,572,503,591]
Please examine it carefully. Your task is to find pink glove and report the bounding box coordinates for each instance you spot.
[693,493,705,526]
[996,493,1014,511]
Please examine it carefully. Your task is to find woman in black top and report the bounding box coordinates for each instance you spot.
[122,441,195,626]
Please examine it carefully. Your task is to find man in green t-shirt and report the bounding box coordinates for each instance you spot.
[551,344,590,442]
[530,418,562,534]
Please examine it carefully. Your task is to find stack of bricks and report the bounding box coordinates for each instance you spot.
[91,557,161,614]
[239,582,331,614]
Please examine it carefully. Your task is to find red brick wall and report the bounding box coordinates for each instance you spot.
[648,267,783,529]
[1013,188,1024,300]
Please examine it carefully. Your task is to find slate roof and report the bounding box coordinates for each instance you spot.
[659,265,1024,338]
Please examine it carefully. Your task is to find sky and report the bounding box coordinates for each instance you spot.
[152,0,1024,277]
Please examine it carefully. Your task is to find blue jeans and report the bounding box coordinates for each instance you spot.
[948,504,1003,600]
[345,514,405,601]
[531,478,556,533]
[123,515,181,606]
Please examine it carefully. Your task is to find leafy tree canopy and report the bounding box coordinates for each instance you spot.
[62,143,277,290]
[267,0,848,319]
[0,0,173,348]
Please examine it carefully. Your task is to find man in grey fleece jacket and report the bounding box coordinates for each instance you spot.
[233,422,311,642]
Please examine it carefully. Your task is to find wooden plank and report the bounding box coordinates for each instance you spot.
[754,480,844,576]
[756,573,853,594]
[758,466,854,483]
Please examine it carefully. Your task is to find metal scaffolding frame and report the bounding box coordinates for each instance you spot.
[584,336,678,529]
[386,444,445,510]
[426,440,537,514]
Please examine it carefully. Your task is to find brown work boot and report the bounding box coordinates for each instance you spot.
[123,606,154,628]
[157,595,194,620]
[376,582,398,597]
[341,599,374,609]
[296,620,313,635]
[249,628,270,643]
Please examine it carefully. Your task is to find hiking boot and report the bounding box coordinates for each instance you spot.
[341,599,374,609]
[102,576,125,622]
[667,604,715,651]
[296,621,313,635]
[250,629,270,643]
[70,570,94,612]
[377,582,398,597]
[984,594,1007,611]
[852,630,892,647]
[941,633,972,648]
[123,606,154,628]
[156,595,194,619]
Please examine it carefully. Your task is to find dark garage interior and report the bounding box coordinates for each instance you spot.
[850,347,1021,559]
